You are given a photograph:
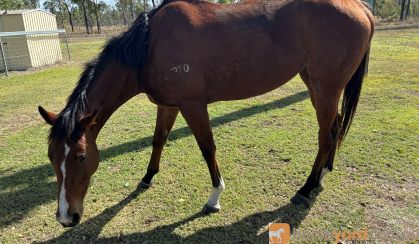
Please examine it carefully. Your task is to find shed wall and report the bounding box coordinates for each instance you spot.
[23,11,62,68]
[0,14,31,71]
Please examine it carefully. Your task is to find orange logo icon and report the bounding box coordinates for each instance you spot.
[269,223,290,244]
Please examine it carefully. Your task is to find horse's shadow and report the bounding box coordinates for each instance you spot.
[42,184,321,243]
[0,164,55,228]
[0,91,308,230]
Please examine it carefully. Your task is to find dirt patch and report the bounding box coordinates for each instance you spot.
[107,165,121,173]
[366,206,418,243]
[0,112,41,138]
[363,177,418,242]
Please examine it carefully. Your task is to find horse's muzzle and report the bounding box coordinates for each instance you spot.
[59,213,81,228]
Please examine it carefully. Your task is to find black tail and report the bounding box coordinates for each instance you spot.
[337,47,370,147]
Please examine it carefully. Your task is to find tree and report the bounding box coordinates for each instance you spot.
[412,0,419,18]
[90,0,102,33]
[400,0,407,20]
[76,0,91,34]
[0,0,35,10]
[372,0,376,15]
[43,0,56,13]
[27,0,39,8]
[218,0,234,4]
[400,0,412,21]
[62,0,75,32]
[116,0,130,25]
[43,0,64,28]
[129,0,135,23]
[405,0,411,19]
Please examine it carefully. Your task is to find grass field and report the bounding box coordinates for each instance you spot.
[0,29,418,243]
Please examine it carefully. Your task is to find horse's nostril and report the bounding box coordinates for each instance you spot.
[72,213,80,226]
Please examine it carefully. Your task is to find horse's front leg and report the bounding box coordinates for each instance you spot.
[140,106,179,188]
[179,101,225,214]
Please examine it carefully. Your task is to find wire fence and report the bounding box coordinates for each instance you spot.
[0,29,71,76]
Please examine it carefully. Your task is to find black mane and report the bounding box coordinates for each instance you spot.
[48,3,166,142]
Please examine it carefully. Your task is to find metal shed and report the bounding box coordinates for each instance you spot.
[0,9,62,71]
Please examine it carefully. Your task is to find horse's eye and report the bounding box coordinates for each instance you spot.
[78,153,86,161]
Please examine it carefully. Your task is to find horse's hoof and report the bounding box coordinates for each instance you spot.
[202,204,220,215]
[139,180,152,189]
[290,193,309,205]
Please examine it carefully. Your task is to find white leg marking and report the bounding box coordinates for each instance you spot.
[206,178,225,209]
[319,168,331,185]
[58,144,71,225]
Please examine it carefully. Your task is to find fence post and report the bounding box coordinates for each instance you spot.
[64,30,71,61]
[0,37,9,77]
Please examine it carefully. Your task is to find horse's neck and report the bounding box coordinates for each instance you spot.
[87,61,142,138]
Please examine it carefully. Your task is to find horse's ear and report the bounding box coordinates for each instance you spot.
[38,106,58,125]
[79,110,98,130]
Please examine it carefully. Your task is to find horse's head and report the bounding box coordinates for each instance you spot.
[38,106,99,227]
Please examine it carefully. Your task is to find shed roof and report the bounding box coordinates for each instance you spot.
[0,9,55,16]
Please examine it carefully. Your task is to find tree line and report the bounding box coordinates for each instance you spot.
[1,0,418,34]
[369,0,417,21]
[1,0,159,33]
[43,0,162,33]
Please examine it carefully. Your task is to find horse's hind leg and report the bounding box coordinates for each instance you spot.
[299,68,339,185]
[140,106,179,188]
[300,67,316,108]
[291,85,340,205]
[321,115,340,184]
[179,101,224,214]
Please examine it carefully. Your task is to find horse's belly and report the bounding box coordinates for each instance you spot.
[207,63,302,102]
[211,79,288,102]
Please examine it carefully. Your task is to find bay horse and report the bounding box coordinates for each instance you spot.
[38,0,374,227]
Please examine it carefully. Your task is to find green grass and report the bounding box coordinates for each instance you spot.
[0,30,418,243]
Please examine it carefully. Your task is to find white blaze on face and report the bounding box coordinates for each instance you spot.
[206,177,225,210]
[57,143,71,225]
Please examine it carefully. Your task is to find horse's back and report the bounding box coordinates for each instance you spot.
[145,0,374,104]
[151,0,373,27]
[147,0,303,102]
